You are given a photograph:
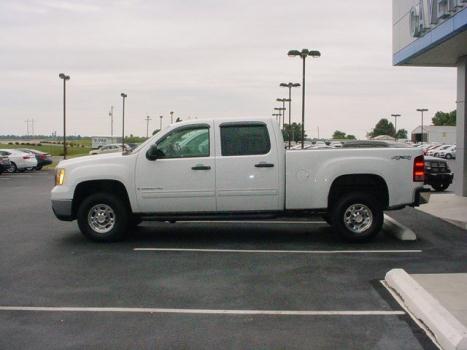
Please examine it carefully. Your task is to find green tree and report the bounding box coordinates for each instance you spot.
[369,118,395,138]
[332,130,346,139]
[282,123,307,142]
[332,130,356,140]
[396,129,408,139]
[432,110,456,126]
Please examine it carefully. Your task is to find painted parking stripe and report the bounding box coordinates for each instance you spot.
[134,248,422,254]
[179,220,327,224]
[0,306,405,316]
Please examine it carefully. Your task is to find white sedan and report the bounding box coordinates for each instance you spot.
[0,149,38,172]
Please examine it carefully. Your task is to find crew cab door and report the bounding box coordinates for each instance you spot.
[135,122,216,213]
[214,121,281,211]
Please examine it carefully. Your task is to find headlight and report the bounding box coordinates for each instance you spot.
[55,168,65,186]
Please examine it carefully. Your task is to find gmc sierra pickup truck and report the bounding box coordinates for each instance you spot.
[51,118,427,242]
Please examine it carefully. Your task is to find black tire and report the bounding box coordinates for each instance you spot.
[7,162,17,173]
[331,192,383,242]
[445,154,452,160]
[432,183,449,192]
[77,193,130,242]
[35,165,43,171]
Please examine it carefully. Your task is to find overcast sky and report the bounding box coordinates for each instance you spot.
[0,0,457,139]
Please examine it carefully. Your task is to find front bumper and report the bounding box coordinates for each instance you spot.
[51,199,74,221]
[412,187,431,207]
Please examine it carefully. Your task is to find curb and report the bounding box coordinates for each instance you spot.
[383,214,417,241]
[385,269,467,350]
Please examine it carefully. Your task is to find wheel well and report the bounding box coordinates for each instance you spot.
[328,174,389,210]
[72,180,131,217]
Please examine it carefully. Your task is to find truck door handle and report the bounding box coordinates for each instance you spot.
[192,165,211,170]
[255,162,274,168]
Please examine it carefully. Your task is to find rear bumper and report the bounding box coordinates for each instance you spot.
[411,187,431,207]
[51,200,74,221]
[425,173,453,185]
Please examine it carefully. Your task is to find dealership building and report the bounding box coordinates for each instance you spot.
[393,0,467,196]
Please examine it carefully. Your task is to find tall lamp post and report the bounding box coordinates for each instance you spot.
[416,108,428,144]
[391,114,401,141]
[120,93,127,152]
[274,107,286,128]
[59,73,70,159]
[145,115,152,138]
[170,111,174,124]
[276,98,291,131]
[109,105,114,140]
[288,49,321,148]
[159,115,163,130]
[280,82,300,148]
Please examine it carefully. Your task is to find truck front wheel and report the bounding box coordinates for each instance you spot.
[77,193,130,242]
[331,193,383,242]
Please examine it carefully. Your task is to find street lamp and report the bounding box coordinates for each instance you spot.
[416,108,428,144]
[170,111,174,124]
[272,113,281,124]
[274,107,286,128]
[280,82,300,148]
[159,115,163,130]
[109,105,114,140]
[288,49,321,148]
[59,73,70,159]
[391,114,401,141]
[145,115,152,138]
[120,93,127,152]
[276,98,291,130]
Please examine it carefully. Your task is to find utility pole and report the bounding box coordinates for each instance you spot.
[120,93,127,152]
[159,115,163,130]
[31,118,35,137]
[109,105,114,140]
[145,115,152,138]
[25,119,30,136]
[391,114,401,141]
[416,108,428,143]
[59,73,70,159]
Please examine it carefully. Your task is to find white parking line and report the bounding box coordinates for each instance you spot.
[0,306,405,316]
[179,221,327,224]
[134,248,422,254]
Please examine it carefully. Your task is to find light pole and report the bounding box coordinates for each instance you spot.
[109,105,114,140]
[120,93,127,152]
[274,107,286,128]
[416,108,428,144]
[288,49,321,148]
[59,73,70,159]
[391,114,401,141]
[145,115,152,138]
[272,113,281,124]
[276,98,290,130]
[159,115,163,130]
[170,111,174,124]
[280,82,300,148]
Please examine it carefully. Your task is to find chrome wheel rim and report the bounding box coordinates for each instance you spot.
[343,203,373,234]
[88,204,115,234]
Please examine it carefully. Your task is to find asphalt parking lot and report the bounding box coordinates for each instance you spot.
[1,170,467,349]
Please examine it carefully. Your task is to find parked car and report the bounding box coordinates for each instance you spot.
[424,156,453,191]
[17,148,53,170]
[427,144,452,157]
[0,154,11,174]
[89,144,130,155]
[438,145,456,159]
[52,117,428,243]
[0,149,38,172]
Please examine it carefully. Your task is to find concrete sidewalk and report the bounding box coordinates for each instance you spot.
[417,193,467,230]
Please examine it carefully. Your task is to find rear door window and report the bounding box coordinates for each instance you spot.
[220,124,271,156]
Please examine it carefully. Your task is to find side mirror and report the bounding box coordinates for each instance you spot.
[146,145,164,161]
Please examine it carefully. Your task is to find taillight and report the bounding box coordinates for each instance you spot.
[23,156,31,159]
[413,155,425,182]
[39,154,46,160]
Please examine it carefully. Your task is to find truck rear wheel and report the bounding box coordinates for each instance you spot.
[331,192,383,242]
[77,193,129,242]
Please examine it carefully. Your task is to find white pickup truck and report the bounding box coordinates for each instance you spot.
[51,118,428,242]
